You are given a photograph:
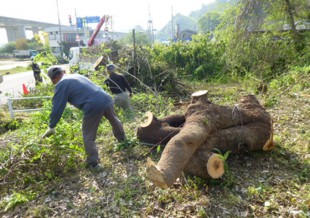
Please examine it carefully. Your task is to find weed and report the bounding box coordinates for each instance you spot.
[114,138,139,151]
[264,96,279,108]
[197,206,208,218]
[0,118,22,135]
[1,191,36,212]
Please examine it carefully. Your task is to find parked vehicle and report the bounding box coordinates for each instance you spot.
[68,47,99,73]
[13,50,38,59]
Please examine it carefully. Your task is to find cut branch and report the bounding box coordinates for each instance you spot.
[137,111,182,145]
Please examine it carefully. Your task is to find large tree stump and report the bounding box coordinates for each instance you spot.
[143,91,274,188]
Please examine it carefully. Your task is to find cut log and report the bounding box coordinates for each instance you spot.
[94,56,107,70]
[147,152,224,189]
[146,92,210,187]
[137,111,182,145]
[191,90,208,104]
[145,91,274,188]
[184,151,224,179]
[147,158,169,189]
[159,114,185,128]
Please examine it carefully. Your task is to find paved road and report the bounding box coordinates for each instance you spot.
[0,71,38,105]
[0,61,69,105]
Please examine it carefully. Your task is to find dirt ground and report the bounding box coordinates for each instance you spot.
[0,83,309,217]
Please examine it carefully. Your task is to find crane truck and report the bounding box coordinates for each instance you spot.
[69,15,110,72]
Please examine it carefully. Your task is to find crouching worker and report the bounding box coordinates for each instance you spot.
[42,67,126,168]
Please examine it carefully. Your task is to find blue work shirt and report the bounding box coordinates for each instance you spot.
[49,74,113,128]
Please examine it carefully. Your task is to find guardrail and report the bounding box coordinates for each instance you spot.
[7,96,52,119]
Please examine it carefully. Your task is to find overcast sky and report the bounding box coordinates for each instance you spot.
[0,0,215,44]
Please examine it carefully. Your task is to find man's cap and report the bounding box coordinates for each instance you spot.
[48,67,63,79]
[106,64,116,72]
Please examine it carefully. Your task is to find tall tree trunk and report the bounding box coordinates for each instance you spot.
[285,0,301,50]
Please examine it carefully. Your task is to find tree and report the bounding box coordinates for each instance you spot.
[120,30,151,46]
[29,33,46,51]
[1,42,16,54]
[198,12,222,33]
[15,38,28,50]
[215,0,309,79]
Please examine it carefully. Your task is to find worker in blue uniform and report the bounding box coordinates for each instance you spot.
[42,66,126,168]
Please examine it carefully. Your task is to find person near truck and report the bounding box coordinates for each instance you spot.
[31,58,43,85]
[42,66,126,168]
[104,64,133,111]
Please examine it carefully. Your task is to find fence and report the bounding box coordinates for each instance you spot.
[7,96,52,119]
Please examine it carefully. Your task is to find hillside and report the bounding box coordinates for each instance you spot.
[156,13,198,41]
[189,0,237,19]
[156,0,237,40]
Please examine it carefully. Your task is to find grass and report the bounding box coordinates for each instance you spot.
[0,58,32,76]
[0,66,30,76]
[0,69,309,217]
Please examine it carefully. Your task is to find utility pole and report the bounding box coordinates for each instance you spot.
[147,5,154,44]
[75,8,80,47]
[56,0,63,56]
[171,6,174,41]
[132,29,136,77]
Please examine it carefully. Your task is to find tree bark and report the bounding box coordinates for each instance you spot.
[137,111,182,145]
[184,151,225,180]
[145,91,274,188]
[202,121,274,153]
[147,151,225,188]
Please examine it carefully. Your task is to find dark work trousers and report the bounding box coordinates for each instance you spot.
[114,92,132,111]
[82,105,125,166]
[34,73,42,85]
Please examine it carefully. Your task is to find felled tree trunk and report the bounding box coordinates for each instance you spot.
[159,114,185,128]
[147,151,225,188]
[137,111,184,145]
[183,151,224,180]
[202,121,274,153]
[144,91,274,188]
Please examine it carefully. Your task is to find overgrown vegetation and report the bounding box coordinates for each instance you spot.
[0,0,309,217]
[0,112,22,134]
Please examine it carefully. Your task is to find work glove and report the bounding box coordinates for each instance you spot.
[42,128,56,138]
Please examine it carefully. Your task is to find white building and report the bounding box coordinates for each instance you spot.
[45,26,127,57]
[44,26,89,57]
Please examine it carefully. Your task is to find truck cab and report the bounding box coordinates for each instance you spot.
[68,47,82,66]
[69,47,96,73]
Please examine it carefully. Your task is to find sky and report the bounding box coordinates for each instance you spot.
[0,0,215,44]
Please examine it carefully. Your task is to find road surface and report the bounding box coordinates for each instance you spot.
[0,60,69,105]
[0,71,38,105]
